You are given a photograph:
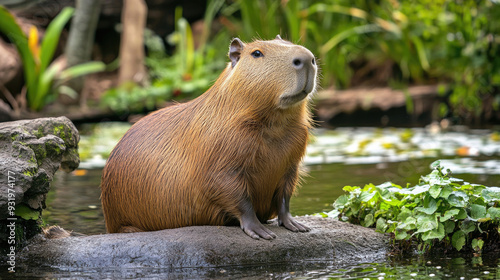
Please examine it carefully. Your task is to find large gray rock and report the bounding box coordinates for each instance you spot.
[16,217,387,272]
[0,117,80,252]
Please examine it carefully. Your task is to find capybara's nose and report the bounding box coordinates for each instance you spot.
[292,52,315,70]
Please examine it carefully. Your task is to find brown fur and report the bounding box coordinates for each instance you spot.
[101,36,317,239]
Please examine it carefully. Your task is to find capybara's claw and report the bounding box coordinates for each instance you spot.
[280,216,311,233]
[243,224,277,240]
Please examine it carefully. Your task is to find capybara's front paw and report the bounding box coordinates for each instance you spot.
[241,218,277,240]
[279,215,310,232]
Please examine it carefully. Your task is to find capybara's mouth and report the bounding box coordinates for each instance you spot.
[279,90,309,107]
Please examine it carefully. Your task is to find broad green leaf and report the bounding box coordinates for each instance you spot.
[395,230,408,240]
[360,191,376,203]
[471,238,484,252]
[407,184,430,195]
[333,194,349,209]
[456,209,468,220]
[448,191,468,207]
[416,197,437,215]
[429,184,442,199]
[482,187,500,202]
[415,215,437,233]
[444,220,456,234]
[441,209,460,222]
[470,204,487,221]
[397,216,417,231]
[487,207,500,220]
[439,186,453,199]
[397,207,412,221]
[376,217,387,233]
[452,231,466,251]
[422,223,445,241]
[363,213,374,227]
[460,219,476,234]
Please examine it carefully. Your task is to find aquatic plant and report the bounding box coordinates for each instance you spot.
[323,160,500,253]
[0,6,105,111]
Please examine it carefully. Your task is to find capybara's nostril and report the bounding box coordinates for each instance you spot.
[312,57,315,65]
[293,58,303,69]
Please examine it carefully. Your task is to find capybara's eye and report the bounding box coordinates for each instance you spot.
[251,50,263,58]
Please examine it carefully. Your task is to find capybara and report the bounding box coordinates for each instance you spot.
[101,35,318,239]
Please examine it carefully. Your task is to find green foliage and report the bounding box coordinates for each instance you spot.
[102,3,228,113]
[0,6,105,111]
[221,0,500,119]
[324,160,500,253]
[15,204,40,220]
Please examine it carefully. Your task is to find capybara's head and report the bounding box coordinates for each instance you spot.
[226,35,318,109]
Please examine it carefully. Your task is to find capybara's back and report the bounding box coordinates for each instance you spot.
[101,36,318,239]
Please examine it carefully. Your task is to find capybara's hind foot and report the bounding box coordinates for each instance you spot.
[119,226,144,233]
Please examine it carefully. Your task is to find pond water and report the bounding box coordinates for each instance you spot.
[25,125,500,278]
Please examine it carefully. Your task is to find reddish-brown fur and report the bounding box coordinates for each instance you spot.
[101,36,317,239]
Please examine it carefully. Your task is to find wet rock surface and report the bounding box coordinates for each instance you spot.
[17,216,387,270]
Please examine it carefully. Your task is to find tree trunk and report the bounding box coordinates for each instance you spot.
[63,0,102,104]
[118,0,147,86]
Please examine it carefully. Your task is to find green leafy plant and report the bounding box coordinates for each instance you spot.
[220,0,500,121]
[0,6,105,111]
[323,160,500,253]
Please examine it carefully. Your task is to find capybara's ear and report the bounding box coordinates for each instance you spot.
[276,34,282,40]
[229,38,245,68]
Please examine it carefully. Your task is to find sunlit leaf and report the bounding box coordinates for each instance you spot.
[429,184,442,199]
[482,187,500,202]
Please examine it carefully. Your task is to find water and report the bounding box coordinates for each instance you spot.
[12,125,500,278]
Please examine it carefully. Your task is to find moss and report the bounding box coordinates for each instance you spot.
[34,126,44,139]
[29,154,37,164]
[53,125,66,141]
[23,170,34,176]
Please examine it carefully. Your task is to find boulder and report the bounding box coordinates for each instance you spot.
[0,116,80,254]
[14,216,387,276]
